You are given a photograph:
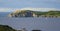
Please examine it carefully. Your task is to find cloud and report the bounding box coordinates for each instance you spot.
[0,8,14,12]
[0,0,60,8]
[20,8,60,12]
[0,8,60,12]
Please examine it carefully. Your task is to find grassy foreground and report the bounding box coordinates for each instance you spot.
[0,25,16,31]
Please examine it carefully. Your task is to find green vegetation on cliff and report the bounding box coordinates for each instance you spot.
[35,11,60,16]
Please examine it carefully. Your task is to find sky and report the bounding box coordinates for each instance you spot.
[0,0,60,12]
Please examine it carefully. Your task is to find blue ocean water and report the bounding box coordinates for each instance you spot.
[0,17,60,31]
[0,12,10,17]
[0,12,60,31]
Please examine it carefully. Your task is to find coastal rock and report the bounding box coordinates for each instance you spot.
[8,10,60,18]
[8,10,37,17]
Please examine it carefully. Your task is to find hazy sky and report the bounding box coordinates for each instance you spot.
[0,0,60,12]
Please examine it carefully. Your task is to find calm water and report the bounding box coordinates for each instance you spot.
[0,17,60,31]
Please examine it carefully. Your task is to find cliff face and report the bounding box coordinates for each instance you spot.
[0,25,16,31]
[8,10,37,17]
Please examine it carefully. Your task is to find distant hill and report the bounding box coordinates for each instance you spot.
[8,10,60,17]
[37,11,60,16]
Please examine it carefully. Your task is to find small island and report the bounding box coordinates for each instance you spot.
[8,10,60,18]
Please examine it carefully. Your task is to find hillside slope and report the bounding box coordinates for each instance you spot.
[0,25,16,31]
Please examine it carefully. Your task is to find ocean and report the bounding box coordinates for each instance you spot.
[0,17,60,31]
[0,12,60,31]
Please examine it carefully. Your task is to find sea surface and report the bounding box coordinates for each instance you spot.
[0,17,60,31]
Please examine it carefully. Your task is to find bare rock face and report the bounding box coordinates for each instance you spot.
[8,10,37,17]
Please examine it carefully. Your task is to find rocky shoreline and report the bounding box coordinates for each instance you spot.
[8,10,60,18]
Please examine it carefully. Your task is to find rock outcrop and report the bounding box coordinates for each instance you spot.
[8,10,60,18]
[8,10,37,17]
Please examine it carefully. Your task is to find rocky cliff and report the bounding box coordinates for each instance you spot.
[8,10,60,17]
[8,10,37,17]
